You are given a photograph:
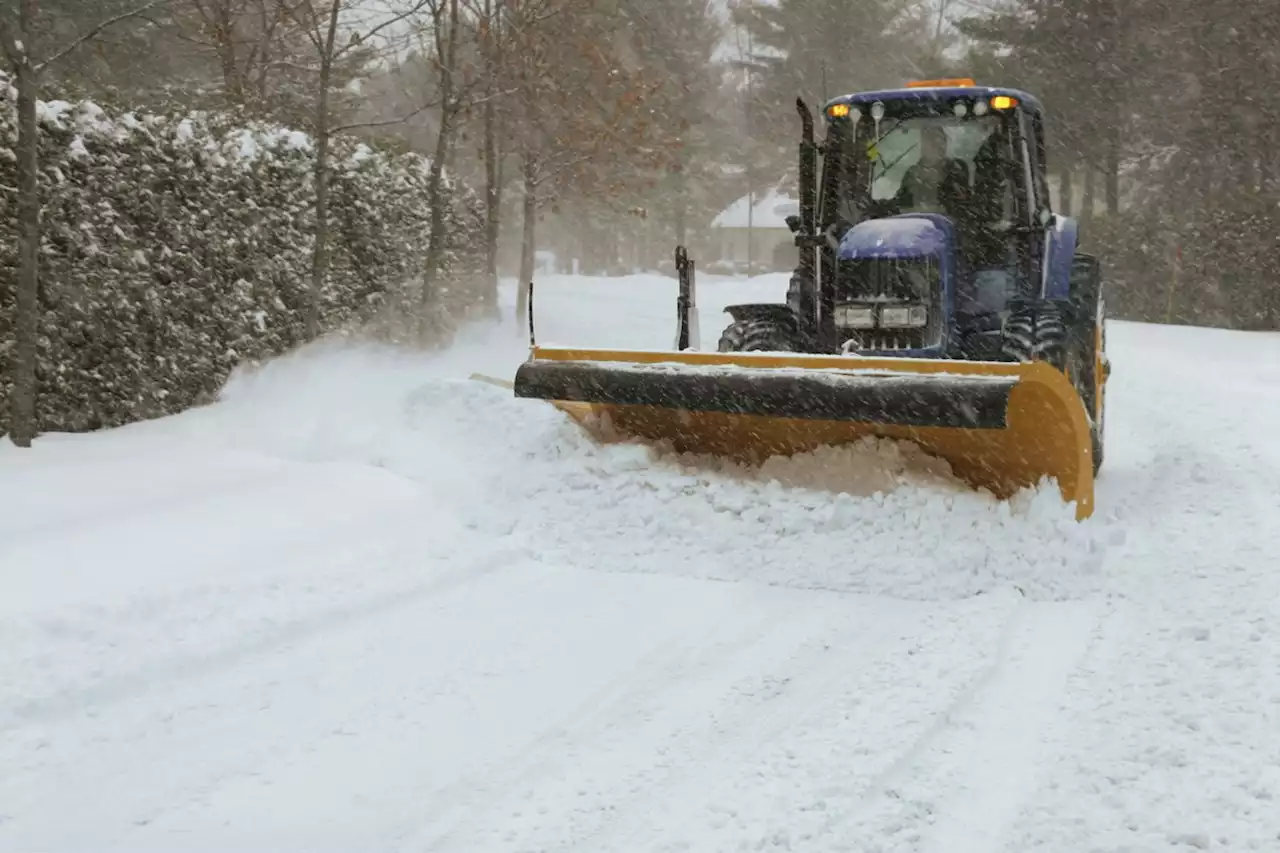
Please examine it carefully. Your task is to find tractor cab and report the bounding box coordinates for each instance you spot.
[789,79,1064,357]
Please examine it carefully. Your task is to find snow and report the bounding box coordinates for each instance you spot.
[540,354,1019,381]
[281,129,312,151]
[233,128,259,161]
[2,273,1279,851]
[35,98,72,128]
[350,142,375,164]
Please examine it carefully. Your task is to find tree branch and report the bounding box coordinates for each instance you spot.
[37,0,173,74]
[331,98,438,133]
[0,15,24,68]
[266,58,322,73]
[532,151,594,188]
[449,84,518,128]
[333,0,432,61]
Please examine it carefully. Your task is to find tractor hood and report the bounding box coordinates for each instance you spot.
[836,214,955,262]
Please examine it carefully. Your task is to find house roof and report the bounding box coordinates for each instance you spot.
[712,191,799,230]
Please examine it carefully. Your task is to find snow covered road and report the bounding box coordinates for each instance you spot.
[2,274,1278,851]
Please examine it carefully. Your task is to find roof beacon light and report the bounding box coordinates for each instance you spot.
[990,95,1019,110]
[906,78,976,88]
[827,103,851,118]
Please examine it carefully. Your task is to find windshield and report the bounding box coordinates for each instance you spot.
[827,112,1015,227]
[869,116,998,201]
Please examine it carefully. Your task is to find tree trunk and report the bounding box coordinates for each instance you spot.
[307,2,341,341]
[1059,161,1073,217]
[1105,128,1120,215]
[483,101,501,315]
[515,151,536,327]
[422,115,452,285]
[481,0,502,318]
[10,45,40,447]
[674,155,686,247]
[1081,164,1095,224]
[215,2,243,105]
[1260,125,1274,196]
[308,66,330,340]
[422,0,460,298]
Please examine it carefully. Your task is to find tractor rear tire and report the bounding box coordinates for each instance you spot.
[1000,303,1067,370]
[1069,254,1106,475]
[1002,300,1106,476]
[718,318,799,353]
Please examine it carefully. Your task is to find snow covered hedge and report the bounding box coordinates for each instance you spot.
[0,81,485,435]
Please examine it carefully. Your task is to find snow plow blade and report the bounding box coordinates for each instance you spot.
[513,347,1096,521]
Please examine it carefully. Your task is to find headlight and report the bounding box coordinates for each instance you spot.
[835,305,876,329]
[880,304,928,328]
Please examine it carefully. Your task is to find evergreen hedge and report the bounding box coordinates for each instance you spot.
[0,80,484,435]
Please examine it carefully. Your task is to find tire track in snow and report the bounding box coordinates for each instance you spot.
[0,545,525,732]
[543,619,896,853]
[909,601,1100,853]
[418,593,1023,853]
[0,464,286,546]
[404,599,834,853]
[823,598,1100,852]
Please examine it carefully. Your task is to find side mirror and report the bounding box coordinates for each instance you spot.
[785,214,802,234]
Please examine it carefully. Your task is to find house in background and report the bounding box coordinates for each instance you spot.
[709,190,800,274]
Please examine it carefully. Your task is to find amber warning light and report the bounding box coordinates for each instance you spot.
[906,78,976,88]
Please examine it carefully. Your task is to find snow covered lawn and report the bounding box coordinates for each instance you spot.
[2,273,1279,851]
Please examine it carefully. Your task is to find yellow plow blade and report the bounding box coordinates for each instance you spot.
[513,347,1096,521]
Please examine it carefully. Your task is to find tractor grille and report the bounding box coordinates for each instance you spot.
[833,256,943,352]
[843,329,927,352]
[835,257,937,303]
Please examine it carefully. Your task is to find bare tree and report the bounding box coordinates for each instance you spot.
[419,0,463,293]
[163,0,307,107]
[290,0,431,338]
[0,0,169,447]
[506,0,674,322]
[474,0,503,315]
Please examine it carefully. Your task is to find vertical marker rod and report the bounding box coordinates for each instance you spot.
[527,280,536,347]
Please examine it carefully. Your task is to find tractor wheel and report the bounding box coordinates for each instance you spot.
[1088,307,1107,476]
[1069,254,1106,475]
[718,318,799,353]
[1000,302,1067,370]
[1002,298,1107,476]
[1092,417,1105,475]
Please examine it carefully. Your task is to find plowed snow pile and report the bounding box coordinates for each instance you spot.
[178,340,1105,601]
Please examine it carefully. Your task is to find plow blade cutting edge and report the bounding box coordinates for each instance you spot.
[513,347,1096,521]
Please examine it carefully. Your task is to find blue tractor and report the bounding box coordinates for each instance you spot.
[514,80,1110,520]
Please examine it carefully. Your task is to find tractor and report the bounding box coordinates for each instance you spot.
[514,80,1111,520]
